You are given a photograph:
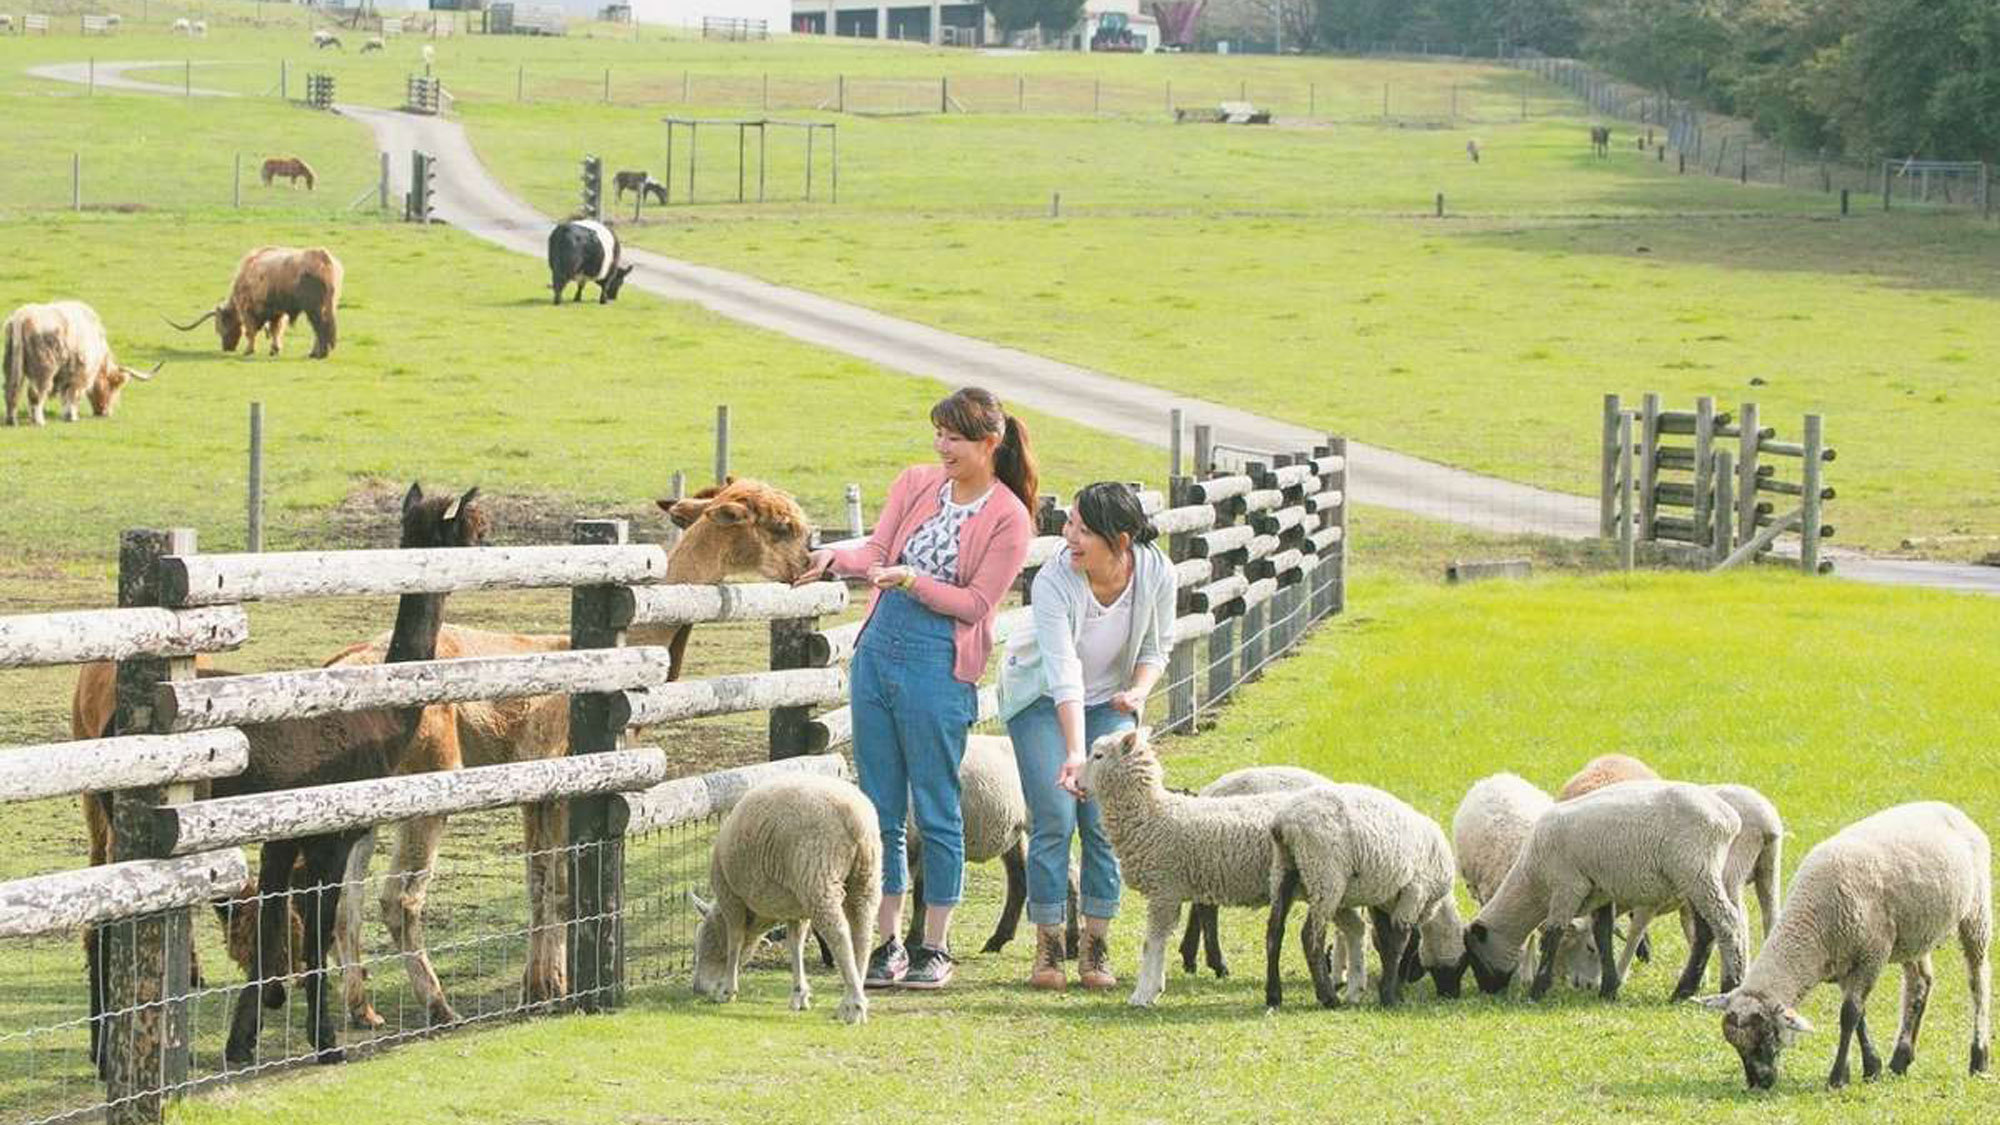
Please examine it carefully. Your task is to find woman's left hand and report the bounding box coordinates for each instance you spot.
[1057,750,1087,798]
[1108,689,1146,715]
[868,565,914,590]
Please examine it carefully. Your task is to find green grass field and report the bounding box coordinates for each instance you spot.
[151,570,2000,1124]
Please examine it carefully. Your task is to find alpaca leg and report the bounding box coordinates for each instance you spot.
[982,839,1028,954]
[335,827,382,1029]
[1129,898,1180,1007]
[522,800,570,1005]
[1891,955,1934,1075]
[786,923,812,1012]
[254,841,299,1012]
[381,814,458,1025]
[300,839,349,1063]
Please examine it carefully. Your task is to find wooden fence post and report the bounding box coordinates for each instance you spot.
[1711,449,1734,564]
[1617,414,1635,570]
[103,528,199,1124]
[1600,393,1621,537]
[1638,393,1660,541]
[1736,401,1760,545]
[1693,396,1714,545]
[565,519,630,1014]
[1801,415,1825,574]
[768,612,819,760]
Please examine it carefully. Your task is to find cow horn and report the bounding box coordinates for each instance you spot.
[123,361,162,382]
[165,309,218,332]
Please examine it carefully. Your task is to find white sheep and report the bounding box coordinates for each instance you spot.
[1453,773,1601,992]
[1555,752,1662,966]
[1462,780,1748,1002]
[1266,783,1468,1008]
[1076,728,1300,1007]
[190,18,206,37]
[172,17,191,35]
[361,36,385,54]
[1180,764,1333,977]
[1699,801,1990,1090]
[689,774,881,1025]
[1616,783,1783,987]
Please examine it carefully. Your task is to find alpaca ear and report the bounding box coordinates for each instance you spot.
[666,498,710,529]
[444,487,479,522]
[403,482,424,513]
[704,501,750,527]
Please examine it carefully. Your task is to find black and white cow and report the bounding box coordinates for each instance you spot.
[546,219,634,305]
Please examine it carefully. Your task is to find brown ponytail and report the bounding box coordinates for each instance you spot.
[931,386,1038,512]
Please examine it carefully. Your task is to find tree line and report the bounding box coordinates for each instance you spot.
[1300,0,2000,162]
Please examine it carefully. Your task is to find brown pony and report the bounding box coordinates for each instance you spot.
[260,157,317,190]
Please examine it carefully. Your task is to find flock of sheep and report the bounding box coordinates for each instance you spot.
[693,738,1990,1094]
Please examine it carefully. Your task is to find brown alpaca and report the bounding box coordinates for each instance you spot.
[76,483,485,1069]
[330,478,816,1029]
[259,157,317,191]
[168,246,343,360]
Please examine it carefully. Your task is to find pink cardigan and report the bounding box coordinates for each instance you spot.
[829,464,1033,684]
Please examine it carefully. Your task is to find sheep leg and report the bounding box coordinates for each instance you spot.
[903,855,927,950]
[1334,909,1368,1005]
[786,923,812,1012]
[1302,912,1340,1008]
[815,930,836,970]
[1592,904,1622,1000]
[718,900,748,1004]
[1203,903,1226,976]
[1263,867,1300,1009]
[1891,955,1933,1076]
[381,813,459,1026]
[1128,898,1181,1007]
[1618,907,1655,980]
[814,902,867,1025]
[1179,905,1205,975]
[1963,905,1992,1074]
[1672,912,1715,1003]
[982,838,1028,954]
[1065,862,1082,960]
[1830,990,1876,1088]
[1683,877,1748,995]
[334,827,384,1029]
[1399,929,1423,984]
[1369,907,1411,1008]
[1529,923,1568,1001]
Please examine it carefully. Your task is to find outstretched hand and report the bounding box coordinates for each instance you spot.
[792,549,835,586]
[1057,751,1087,798]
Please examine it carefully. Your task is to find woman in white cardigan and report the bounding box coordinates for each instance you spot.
[998,482,1177,991]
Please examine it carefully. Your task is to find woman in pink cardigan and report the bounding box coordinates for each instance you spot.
[795,387,1037,990]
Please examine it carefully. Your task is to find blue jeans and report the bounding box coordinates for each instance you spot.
[850,588,977,905]
[1005,696,1132,925]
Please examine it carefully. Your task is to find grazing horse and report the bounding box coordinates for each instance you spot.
[260,157,317,191]
[1590,125,1611,158]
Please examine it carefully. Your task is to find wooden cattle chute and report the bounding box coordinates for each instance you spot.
[0,525,853,1124]
[1600,392,1835,573]
[661,116,837,206]
[800,423,1348,752]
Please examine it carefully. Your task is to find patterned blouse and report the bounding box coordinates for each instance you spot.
[898,482,992,582]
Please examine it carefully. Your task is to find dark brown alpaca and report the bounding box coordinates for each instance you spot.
[216,482,486,1065]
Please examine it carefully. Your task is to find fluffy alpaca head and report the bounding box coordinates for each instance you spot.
[657,477,814,583]
[1698,989,1812,1090]
[1075,726,1157,801]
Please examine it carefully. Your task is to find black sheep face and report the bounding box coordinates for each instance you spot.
[1461,922,1518,995]
[1700,991,1811,1090]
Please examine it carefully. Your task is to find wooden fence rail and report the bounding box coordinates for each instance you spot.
[0,605,247,668]
[0,850,248,941]
[0,730,249,805]
[160,543,672,606]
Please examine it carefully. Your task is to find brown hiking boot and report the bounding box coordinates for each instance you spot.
[1078,933,1117,991]
[1029,927,1067,991]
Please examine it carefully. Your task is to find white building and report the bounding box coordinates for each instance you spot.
[544,0,793,34]
[788,0,987,43]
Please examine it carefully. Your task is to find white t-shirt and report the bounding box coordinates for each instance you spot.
[1076,578,1135,705]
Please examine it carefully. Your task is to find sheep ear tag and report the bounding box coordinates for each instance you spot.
[1781,1008,1814,1034]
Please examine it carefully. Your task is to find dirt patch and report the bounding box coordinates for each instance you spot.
[297,478,680,549]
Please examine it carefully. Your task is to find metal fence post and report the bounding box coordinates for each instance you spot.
[713,404,730,483]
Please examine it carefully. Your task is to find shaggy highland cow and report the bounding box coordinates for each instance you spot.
[170,246,344,359]
[3,301,158,426]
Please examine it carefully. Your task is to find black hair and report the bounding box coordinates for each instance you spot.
[1072,481,1157,552]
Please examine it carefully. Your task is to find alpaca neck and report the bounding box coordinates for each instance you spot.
[385,591,447,665]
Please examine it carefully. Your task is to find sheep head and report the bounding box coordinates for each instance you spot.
[1075,726,1154,801]
[1698,990,1812,1090]
[1459,921,1520,995]
[686,890,738,1004]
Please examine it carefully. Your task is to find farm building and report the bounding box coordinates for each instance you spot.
[787,0,1157,48]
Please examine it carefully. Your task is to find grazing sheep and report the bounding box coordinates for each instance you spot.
[361,36,385,54]
[1462,780,1747,1002]
[1618,783,1784,987]
[690,774,881,1025]
[1265,783,1468,1008]
[1453,773,1600,992]
[312,29,342,50]
[172,17,191,35]
[190,19,205,37]
[1180,764,1332,978]
[1075,728,1298,1007]
[1699,802,1990,1090]
[1557,752,1659,801]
